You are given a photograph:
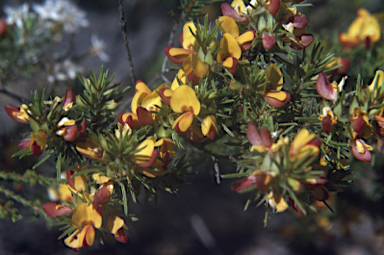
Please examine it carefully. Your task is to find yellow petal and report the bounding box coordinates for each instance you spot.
[217,33,241,63]
[171,69,187,90]
[368,70,384,92]
[132,136,156,164]
[183,21,197,50]
[222,57,234,68]
[236,30,255,45]
[264,91,287,101]
[73,166,88,192]
[108,215,128,235]
[170,85,201,115]
[135,81,151,95]
[172,112,194,132]
[72,203,102,229]
[268,191,288,212]
[216,16,239,38]
[267,64,283,90]
[201,115,218,136]
[131,90,149,113]
[186,54,210,78]
[57,117,76,127]
[64,229,83,249]
[141,83,168,111]
[92,173,112,185]
[231,0,247,14]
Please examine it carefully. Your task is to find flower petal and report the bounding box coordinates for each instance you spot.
[170,85,201,115]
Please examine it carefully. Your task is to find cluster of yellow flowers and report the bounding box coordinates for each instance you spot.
[4,0,384,250]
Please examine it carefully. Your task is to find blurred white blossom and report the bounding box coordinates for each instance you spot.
[4,3,30,29]
[47,59,84,83]
[32,0,89,33]
[90,35,110,62]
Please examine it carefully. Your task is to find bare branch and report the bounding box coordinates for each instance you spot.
[118,0,136,85]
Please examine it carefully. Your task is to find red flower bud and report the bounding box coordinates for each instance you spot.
[43,202,73,218]
[262,34,276,50]
[264,91,291,108]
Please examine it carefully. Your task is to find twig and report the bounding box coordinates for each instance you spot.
[0,186,45,215]
[0,89,28,103]
[118,0,136,85]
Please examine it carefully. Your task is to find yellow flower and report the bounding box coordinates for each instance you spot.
[289,129,319,161]
[268,191,288,212]
[65,203,102,250]
[201,115,219,139]
[318,106,337,134]
[131,136,156,165]
[108,215,128,243]
[262,64,291,108]
[339,8,380,48]
[76,136,103,160]
[170,85,201,133]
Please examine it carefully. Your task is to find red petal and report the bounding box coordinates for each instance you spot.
[0,17,6,35]
[351,139,372,162]
[93,185,111,210]
[352,116,366,133]
[260,127,273,148]
[18,140,31,150]
[264,92,291,108]
[231,175,257,192]
[221,3,250,23]
[321,115,333,134]
[246,123,262,146]
[137,149,159,168]
[30,142,43,157]
[187,71,200,86]
[115,228,128,243]
[288,15,309,30]
[79,119,87,137]
[63,125,78,142]
[265,0,280,15]
[136,107,154,126]
[316,73,337,101]
[159,88,170,106]
[63,88,76,108]
[66,170,75,190]
[4,105,29,124]
[42,202,73,219]
[262,34,276,50]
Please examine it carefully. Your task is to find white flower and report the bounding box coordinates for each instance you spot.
[90,35,110,62]
[47,59,84,83]
[4,3,30,28]
[32,0,89,33]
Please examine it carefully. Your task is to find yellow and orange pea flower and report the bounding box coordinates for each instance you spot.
[215,15,255,73]
[262,64,291,108]
[170,85,201,134]
[56,117,78,142]
[246,123,287,154]
[76,136,103,160]
[318,106,337,134]
[18,130,48,157]
[4,104,30,124]
[289,129,320,161]
[339,8,381,49]
[268,191,288,212]
[165,21,198,65]
[351,138,373,163]
[107,215,128,243]
[118,80,167,129]
[351,107,373,139]
[64,202,102,250]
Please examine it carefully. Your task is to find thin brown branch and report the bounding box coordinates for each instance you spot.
[0,88,28,103]
[118,0,136,85]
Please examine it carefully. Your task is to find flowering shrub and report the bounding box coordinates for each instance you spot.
[2,0,384,251]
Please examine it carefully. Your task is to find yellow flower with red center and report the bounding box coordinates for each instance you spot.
[119,81,167,129]
[170,85,201,134]
[262,64,291,108]
[4,104,30,124]
[76,136,103,160]
[339,8,380,48]
[108,215,128,243]
[201,115,219,140]
[217,33,242,73]
[64,203,102,250]
[164,21,198,65]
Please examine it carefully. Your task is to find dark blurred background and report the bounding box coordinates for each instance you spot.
[1,0,384,254]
